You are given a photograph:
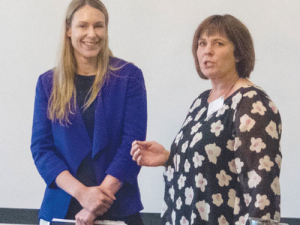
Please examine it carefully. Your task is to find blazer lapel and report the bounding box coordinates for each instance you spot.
[92,92,108,158]
[72,101,93,150]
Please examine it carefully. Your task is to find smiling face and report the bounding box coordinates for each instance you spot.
[197,32,238,80]
[67,4,106,64]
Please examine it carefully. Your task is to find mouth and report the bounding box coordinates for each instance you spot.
[203,60,214,67]
[82,41,100,47]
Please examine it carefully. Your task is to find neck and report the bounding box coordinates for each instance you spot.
[208,71,239,102]
[76,56,98,76]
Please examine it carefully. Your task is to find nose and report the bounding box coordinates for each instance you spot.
[203,43,213,56]
[87,26,96,38]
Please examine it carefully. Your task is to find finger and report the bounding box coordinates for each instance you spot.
[99,188,116,202]
[131,140,137,147]
[132,148,141,162]
[137,155,143,166]
[135,140,151,148]
[130,144,139,156]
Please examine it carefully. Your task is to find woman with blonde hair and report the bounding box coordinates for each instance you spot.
[31,0,147,224]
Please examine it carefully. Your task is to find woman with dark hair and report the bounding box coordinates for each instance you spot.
[131,14,281,225]
[31,0,147,224]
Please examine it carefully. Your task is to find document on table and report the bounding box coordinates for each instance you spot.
[52,218,126,225]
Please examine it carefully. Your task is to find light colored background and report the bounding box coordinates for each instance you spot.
[0,0,299,218]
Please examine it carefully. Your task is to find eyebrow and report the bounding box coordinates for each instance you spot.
[198,37,227,42]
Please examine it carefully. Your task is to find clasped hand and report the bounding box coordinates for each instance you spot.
[75,186,115,225]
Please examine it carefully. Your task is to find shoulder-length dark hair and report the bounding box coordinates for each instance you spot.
[192,14,255,79]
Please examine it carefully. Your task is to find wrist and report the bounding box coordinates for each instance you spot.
[162,150,170,166]
[73,183,87,203]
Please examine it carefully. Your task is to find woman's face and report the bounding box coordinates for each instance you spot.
[197,32,238,80]
[67,5,106,63]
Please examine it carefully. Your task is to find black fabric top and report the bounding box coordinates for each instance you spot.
[65,74,98,219]
[75,74,96,142]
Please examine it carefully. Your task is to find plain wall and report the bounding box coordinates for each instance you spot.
[0,0,299,218]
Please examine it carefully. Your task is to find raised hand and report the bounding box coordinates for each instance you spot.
[130,140,170,167]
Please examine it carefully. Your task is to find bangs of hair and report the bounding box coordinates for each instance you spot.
[199,16,228,38]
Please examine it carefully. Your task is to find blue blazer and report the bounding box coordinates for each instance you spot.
[31,58,147,221]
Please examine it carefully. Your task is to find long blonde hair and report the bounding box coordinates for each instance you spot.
[48,0,113,125]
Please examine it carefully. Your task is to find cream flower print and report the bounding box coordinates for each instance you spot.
[191,122,202,135]
[258,155,274,171]
[196,200,210,221]
[178,174,186,190]
[212,193,223,206]
[169,185,175,201]
[266,121,279,139]
[275,154,282,169]
[195,173,208,192]
[243,90,257,98]
[172,210,176,225]
[231,92,242,110]
[191,211,196,225]
[255,194,270,210]
[205,143,221,164]
[269,101,278,114]
[161,200,168,217]
[227,189,236,208]
[185,187,194,205]
[173,154,180,172]
[180,216,189,225]
[216,170,232,187]
[175,131,183,145]
[184,159,191,173]
[194,107,206,121]
[216,104,229,117]
[192,152,205,168]
[190,132,202,148]
[235,158,244,174]
[278,123,282,134]
[211,120,224,137]
[274,211,281,221]
[248,170,262,188]
[228,159,237,174]
[165,166,174,182]
[250,137,266,153]
[271,177,280,195]
[251,101,267,115]
[182,116,192,128]
[218,215,229,225]
[189,98,201,112]
[261,213,271,220]
[181,141,189,153]
[235,213,249,225]
[234,197,240,215]
[243,193,252,207]
[176,197,183,210]
[234,137,242,151]
[226,139,234,151]
[239,114,256,132]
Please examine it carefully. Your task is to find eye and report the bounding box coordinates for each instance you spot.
[78,24,87,28]
[94,22,105,29]
[215,41,224,46]
[198,41,206,46]
[95,24,104,29]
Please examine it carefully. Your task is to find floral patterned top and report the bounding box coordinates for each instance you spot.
[161,86,282,225]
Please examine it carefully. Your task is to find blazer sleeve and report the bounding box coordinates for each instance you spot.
[105,67,147,184]
[30,75,69,188]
